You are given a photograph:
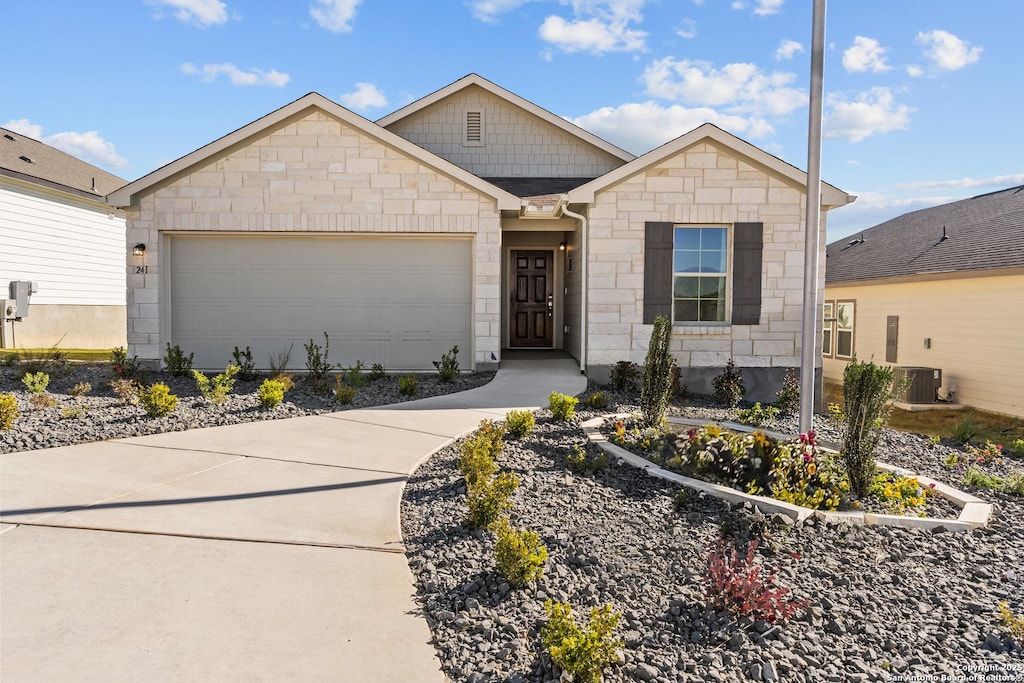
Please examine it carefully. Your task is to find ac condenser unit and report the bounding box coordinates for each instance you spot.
[894,367,941,404]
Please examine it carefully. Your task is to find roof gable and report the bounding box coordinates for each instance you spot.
[826,185,1024,283]
[106,92,520,210]
[1,127,125,199]
[567,123,852,209]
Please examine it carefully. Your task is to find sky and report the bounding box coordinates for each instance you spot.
[3,0,1022,241]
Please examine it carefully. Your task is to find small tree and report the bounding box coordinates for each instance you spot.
[640,315,673,426]
[841,358,897,497]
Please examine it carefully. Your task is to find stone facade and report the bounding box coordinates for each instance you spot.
[124,110,502,367]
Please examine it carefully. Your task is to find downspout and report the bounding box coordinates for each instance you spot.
[559,203,588,375]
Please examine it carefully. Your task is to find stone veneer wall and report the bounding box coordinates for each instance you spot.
[124,110,502,368]
[585,141,829,402]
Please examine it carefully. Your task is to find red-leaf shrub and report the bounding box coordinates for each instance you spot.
[706,538,807,623]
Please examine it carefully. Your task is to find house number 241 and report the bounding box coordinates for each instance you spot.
[135,266,149,274]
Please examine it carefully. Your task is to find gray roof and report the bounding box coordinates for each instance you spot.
[0,127,126,199]
[480,177,596,197]
[826,185,1024,283]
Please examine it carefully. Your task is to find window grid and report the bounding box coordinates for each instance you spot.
[672,226,728,324]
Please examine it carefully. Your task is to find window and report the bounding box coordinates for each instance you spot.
[672,226,728,323]
[822,301,834,357]
[835,300,855,359]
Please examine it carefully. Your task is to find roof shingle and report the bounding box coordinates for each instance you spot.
[0,127,125,198]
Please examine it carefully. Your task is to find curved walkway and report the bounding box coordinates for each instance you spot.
[0,358,585,682]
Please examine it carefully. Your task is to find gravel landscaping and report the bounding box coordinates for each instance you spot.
[0,362,494,453]
[401,389,1024,683]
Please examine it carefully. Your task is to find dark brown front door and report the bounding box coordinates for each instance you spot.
[510,250,553,347]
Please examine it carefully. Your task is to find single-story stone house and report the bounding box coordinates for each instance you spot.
[107,74,854,401]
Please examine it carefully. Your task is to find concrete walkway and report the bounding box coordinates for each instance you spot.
[0,358,586,682]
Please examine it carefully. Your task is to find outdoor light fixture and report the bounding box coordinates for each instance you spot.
[559,241,566,251]
[133,243,146,256]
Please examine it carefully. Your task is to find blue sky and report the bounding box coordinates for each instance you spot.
[4,0,1021,240]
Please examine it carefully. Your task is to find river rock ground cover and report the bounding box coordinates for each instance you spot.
[401,388,1024,683]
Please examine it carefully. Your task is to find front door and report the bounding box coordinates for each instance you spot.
[510,250,553,347]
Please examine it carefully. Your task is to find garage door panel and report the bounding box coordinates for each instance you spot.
[170,236,471,371]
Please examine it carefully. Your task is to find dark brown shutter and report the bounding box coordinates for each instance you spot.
[643,222,673,324]
[731,222,763,325]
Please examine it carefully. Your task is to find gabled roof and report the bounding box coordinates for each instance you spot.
[566,123,853,209]
[106,92,520,210]
[376,73,635,164]
[826,185,1024,284]
[0,127,125,199]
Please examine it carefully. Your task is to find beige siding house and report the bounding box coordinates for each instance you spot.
[823,186,1024,417]
[108,74,854,402]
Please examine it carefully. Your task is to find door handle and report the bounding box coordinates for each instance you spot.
[547,293,553,317]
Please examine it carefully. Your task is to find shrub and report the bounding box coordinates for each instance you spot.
[672,488,691,511]
[476,419,507,449]
[998,602,1024,645]
[768,432,844,510]
[268,343,294,376]
[641,315,674,426]
[333,376,357,405]
[258,378,287,409]
[583,391,609,410]
[669,361,687,401]
[1004,474,1024,497]
[712,359,745,408]
[15,342,67,375]
[548,392,579,422]
[433,345,459,383]
[736,402,780,427]
[60,405,88,420]
[776,368,800,415]
[0,394,20,430]
[304,333,333,385]
[231,346,258,381]
[140,383,177,417]
[21,371,49,393]
[29,393,56,409]
[465,471,518,530]
[1,352,18,367]
[398,373,418,396]
[110,379,141,405]
[69,382,92,398]
[1013,438,1024,456]
[841,358,897,498]
[493,517,548,588]
[459,424,504,486]
[541,601,623,683]
[566,444,609,475]
[505,409,535,438]
[825,402,845,424]
[344,360,368,388]
[369,363,386,382]
[609,360,639,393]
[952,415,978,444]
[706,538,806,623]
[872,471,929,514]
[110,346,142,380]
[163,343,194,377]
[192,364,240,405]
[610,419,667,460]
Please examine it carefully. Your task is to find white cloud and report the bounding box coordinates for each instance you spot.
[467,0,530,22]
[310,0,361,33]
[842,36,891,73]
[675,18,697,39]
[2,118,128,169]
[754,0,783,16]
[338,82,388,110]
[775,38,803,61]
[570,101,773,155]
[149,0,228,28]
[893,173,1024,191]
[182,63,290,87]
[538,0,648,54]
[642,57,805,117]
[916,29,982,71]
[906,65,924,78]
[823,87,913,142]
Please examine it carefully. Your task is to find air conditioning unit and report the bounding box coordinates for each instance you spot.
[894,367,941,404]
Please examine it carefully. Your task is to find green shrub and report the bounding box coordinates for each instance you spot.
[192,364,240,405]
[398,373,418,396]
[476,419,506,450]
[258,378,287,409]
[712,359,745,408]
[841,358,897,498]
[952,415,978,444]
[231,346,258,381]
[548,392,579,422]
[333,376,357,405]
[60,405,88,420]
[669,361,686,401]
[140,383,177,417]
[344,360,368,388]
[1,352,18,367]
[459,425,504,487]
[1005,474,1024,497]
[110,346,142,380]
[736,402,780,427]
[110,378,141,405]
[825,402,845,424]
[505,409,535,438]
[21,371,49,393]
[369,363,386,382]
[493,517,548,588]
[69,382,92,398]
[609,360,639,393]
[583,391,609,409]
[304,333,333,384]
[541,601,623,683]
[433,345,459,383]
[672,488,691,511]
[998,602,1024,645]
[163,343,194,377]
[466,471,518,529]
[641,315,674,426]
[0,393,20,430]
[776,368,800,415]
[566,444,609,475]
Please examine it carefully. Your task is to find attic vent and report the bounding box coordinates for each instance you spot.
[463,108,484,147]
[18,155,34,164]
[3,134,15,141]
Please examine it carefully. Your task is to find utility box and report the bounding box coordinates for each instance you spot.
[8,280,35,319]
[894,367,942,404]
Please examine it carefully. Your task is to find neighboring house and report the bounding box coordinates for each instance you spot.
[0,127,127,349]
[107,74,854,402]
[823,186,1024,418]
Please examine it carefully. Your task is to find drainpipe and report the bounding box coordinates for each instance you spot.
[559,203,588,375]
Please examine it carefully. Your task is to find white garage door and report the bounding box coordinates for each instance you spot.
[169,235,472,371]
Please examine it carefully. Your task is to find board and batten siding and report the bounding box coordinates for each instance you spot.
[0,179,125,306]
[823,273,1024,418]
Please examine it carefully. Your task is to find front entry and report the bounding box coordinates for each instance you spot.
[510,250,553,347]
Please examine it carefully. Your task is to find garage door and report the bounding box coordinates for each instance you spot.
[169,235,472,371]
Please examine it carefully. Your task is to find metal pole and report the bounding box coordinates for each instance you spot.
[799,0,827,434]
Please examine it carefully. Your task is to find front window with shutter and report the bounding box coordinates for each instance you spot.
[672,226,728,323]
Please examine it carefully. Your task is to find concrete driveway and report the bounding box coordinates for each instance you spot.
[1,358,585,682]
